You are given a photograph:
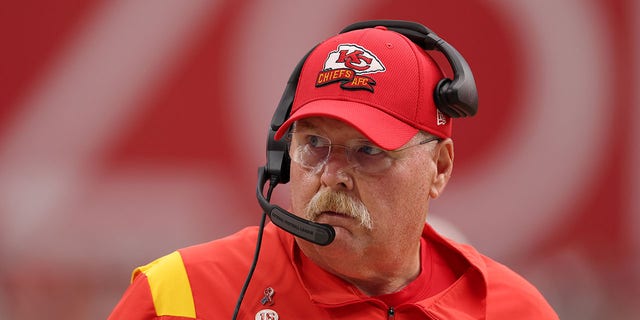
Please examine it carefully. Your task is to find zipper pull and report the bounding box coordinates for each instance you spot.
[387,306,395,320]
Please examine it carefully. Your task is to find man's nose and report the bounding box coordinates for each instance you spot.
[320,147,354,190]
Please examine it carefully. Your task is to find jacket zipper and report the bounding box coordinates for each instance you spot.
[387,306,395,320]
[388,306,440,319]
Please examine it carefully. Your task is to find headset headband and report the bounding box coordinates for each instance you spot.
[340,20,478,118]
[265,20,478,185]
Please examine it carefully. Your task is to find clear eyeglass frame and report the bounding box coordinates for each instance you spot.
[287,131,441,175]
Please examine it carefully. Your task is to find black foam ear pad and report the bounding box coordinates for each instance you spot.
[264,130,290,184]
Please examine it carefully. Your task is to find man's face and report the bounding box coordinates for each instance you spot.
[288,117,447,275]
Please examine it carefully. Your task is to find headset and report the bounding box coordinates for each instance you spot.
[256,19,478,246]
[236,19,479,319]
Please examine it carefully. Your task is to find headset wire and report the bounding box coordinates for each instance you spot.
[231,176,277,320]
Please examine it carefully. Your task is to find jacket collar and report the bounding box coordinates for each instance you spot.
[276,222,489,318]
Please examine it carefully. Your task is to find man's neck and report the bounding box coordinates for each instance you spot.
[306,241,423,297]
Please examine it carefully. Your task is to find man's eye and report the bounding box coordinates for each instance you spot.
[307,135,327,148]
[356,144,384,156]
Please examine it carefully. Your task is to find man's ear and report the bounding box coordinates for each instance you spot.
[429,139,454,199]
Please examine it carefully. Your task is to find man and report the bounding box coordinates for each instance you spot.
[109,20,558,319]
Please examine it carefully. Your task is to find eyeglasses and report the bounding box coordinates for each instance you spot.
[288,132,441,175]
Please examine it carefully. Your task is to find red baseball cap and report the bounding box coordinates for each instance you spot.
[274,26,451,150]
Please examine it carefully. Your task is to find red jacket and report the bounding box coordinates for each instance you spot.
[109,223,558,319]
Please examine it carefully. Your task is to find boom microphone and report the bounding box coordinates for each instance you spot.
[256,167,335,246]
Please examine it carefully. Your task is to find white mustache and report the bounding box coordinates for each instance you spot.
[304,189,372,230]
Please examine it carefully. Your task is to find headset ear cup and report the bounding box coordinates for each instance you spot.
[434,76,478,118]
[434,78,454,117]
[265,130,290,184]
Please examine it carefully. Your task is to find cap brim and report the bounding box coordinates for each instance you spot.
[274,100,418,150]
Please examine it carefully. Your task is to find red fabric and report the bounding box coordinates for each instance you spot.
[108,223,558,319]
[108,273,157,319]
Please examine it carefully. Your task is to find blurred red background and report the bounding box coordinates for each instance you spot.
[1,0,638,319]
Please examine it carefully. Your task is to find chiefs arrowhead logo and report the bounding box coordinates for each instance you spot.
[315,44,385,92]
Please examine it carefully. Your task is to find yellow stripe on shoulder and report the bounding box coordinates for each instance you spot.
[132,251,196,318]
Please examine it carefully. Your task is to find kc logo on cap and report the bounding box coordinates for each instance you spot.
[315,44,385,92]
